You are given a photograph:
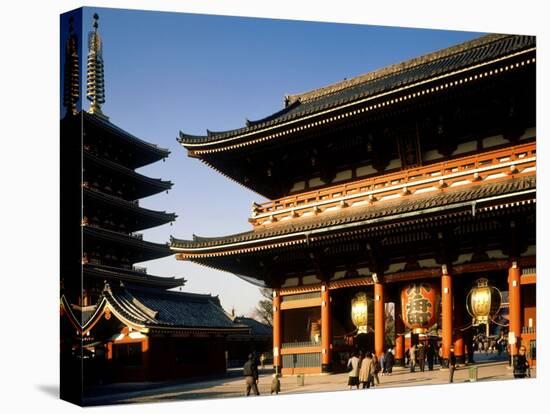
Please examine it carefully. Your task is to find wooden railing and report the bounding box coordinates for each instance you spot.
[281,341,320,349]
[250,142,536,226]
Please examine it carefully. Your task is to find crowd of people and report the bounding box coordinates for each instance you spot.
[243,337,531,396]
[346,348,396,389]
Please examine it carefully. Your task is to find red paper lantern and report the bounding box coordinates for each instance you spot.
[400,282,440,333]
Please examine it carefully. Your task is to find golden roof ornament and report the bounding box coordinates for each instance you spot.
[86,13,107,119]
[63,16,79,116]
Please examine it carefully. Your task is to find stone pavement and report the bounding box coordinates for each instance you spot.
[83,359,536,406]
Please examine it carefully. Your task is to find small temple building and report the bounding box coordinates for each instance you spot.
[172,34,536,376]
[60,12,250,403]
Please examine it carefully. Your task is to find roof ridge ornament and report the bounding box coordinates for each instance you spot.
[63,16,80,116]
[86,13,108,119]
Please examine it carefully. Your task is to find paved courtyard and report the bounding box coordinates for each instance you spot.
[83,354,536,406]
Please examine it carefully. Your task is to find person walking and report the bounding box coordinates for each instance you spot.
[513,346,530,378]
[385,348,395,375]
[409,344,417,373]
[260,353,266,369]
[347,350,361,389]
[243,353,260,396]
[380,350,386,375]
[426,342,435,371]
[371,352,381,386]
[417,343,426,372]
[448,347,457,383]
[359,351,375,389]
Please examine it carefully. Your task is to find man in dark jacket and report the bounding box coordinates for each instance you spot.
[384,348,395,374]
[243,354,260,396]
[426,342,435,371]
[417,344,426,372]
[449,347,457,383]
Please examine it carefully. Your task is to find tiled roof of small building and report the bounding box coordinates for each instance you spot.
[179,34,535,145]
[103,283,250,332]
[232,316,272,336]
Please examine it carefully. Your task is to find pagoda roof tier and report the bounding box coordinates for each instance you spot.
[179,34,534,149]
[84,226,173,263]
[84,150,173,200]
[83,263,185,289]
[83,111,170,169]
[61,284,251,335]
[84,187,177,232]
[171,175,535,283]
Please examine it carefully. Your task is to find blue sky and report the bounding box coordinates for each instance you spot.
[68,7,484,316]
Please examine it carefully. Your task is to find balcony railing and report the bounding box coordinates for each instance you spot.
[281,341,320,349]
[250,142,536,226]
[281,292,321,302]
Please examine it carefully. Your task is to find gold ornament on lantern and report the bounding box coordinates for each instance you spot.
[351,292,370,334]
[466,278,502,335]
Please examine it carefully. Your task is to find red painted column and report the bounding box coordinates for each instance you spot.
[395,292,405,365]
[508,261,521,362]
[441,265,453,368]
[321,282,333,373]
[374,281,385,358]
[453,294,465,365]
[272,289,282,374]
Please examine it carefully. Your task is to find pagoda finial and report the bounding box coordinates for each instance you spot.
[63,16,80,116]
[86,13,107,119]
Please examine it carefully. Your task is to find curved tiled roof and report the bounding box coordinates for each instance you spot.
[103,283,250,332]
[178,34,535,146]
[83,264,185,289]
[83,111,170,161]
[171,175,535,251]
[84,150,173,198]
[62,284,251,335]
[84,226,173,261]
[84,187,177,229]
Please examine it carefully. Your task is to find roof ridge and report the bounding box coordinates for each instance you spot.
[286,33,508,105]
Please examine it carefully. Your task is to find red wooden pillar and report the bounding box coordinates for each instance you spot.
[508,261,521,362]
[395,291,405,366]
[453,292,465,365]
[441,265,453,368]
[321,282,333,373]
[272,289,282,374]
[374,281,385,358]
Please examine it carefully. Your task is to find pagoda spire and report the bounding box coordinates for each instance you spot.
[63,16,79,116]
[86,13,107,118]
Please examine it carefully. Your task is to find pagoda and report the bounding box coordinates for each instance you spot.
[60,12,249,404]
[172,34,536,376]
[61,12,181,316]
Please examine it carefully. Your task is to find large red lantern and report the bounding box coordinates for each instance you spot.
[400,282,440,334]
